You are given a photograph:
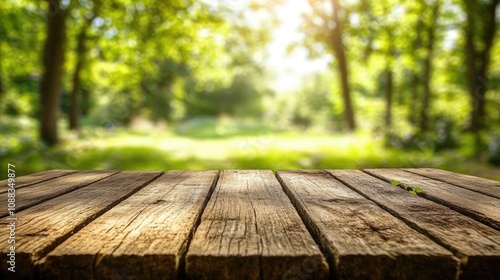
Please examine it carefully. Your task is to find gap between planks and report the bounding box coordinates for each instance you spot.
[176,170,220,280]
[4,169,498,279]
[0,171,164,279]
[0,170,120,218]
[186,170,328,280]
[0,170,78,194]
[363,169,500,231]
[403,168,500,199]
[328,169,500,280]
[276,170,458,280]
[40,171,219,280]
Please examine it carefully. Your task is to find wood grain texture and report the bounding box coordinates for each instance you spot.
[0,169,77,194]
[186,170,328,280]
[277,170,458,280]
[0,171,162,279]
[330,169,500,280]
[0,170,117,217]
[365,168,500,231]
[43,170,218,280]
[404,168,500,199]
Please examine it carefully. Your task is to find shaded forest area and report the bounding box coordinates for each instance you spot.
[0,0,499,179]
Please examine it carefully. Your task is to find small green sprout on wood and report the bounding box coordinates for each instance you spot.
[389,180,423,196]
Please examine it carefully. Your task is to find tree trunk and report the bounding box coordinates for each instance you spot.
[330,0,356,131]
[419,1,440,133]
[478,0,498,128]
[408,7,423,125]
[419,61,431,133]
[68,0,100,131]
[81,87,90,116]
[0,72,5,105]
[385,69,393,130]
[0,38,6,114]
[464,3,478,131]
[40,3,69,146]
[465,0,498,132]
[409,73,419,124]
[69,29,86,130]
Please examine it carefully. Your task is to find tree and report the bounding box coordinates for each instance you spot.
[330,0,356,130]
[380,7,396,132]
[463,0,499,132]
[141,60,187,122]
[89,0,229,124]
[419,0,441,133]
[0,71,4,105]
[0,40,4,104]
[68,0,102,131]
[406,2,424,125]
[305,0,356,131]
[355,0,399,132]
[40,1,72,145]
[385,68,393,129]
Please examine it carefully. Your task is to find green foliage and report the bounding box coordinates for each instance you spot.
[185,73,267,119]
[2,75,40,117]
[384,116,458,152]
[388,179,424,195]
[274,73,349,131]
[1,0,500,173]
[487,133,500,166]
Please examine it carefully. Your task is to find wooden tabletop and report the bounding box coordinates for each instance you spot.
[0,169,499,279]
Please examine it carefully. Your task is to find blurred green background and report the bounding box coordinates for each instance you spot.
[1,0,499,180]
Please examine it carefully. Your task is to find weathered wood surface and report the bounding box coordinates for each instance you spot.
[0,171,162,279]
[404,168,500,199]
[0,170,117,218]
[43,170,218,280]
[276,170,458,280]
[187,170,329,280]
[365,169,500,231]
[1,168,499,279]
[0,169,77,194]
[329,169,500,280]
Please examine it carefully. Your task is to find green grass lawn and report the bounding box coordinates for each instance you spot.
[1,120,499,180]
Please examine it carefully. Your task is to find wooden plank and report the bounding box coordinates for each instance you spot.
[42,170,218,280]
[0,170,117,218]
[0,169,77,194]
[276,170,458,280]
[0,171,163,279]
[186,170,329,280]
[329,169,500,280]
[365,168,500,231]
[404,168,500,199]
